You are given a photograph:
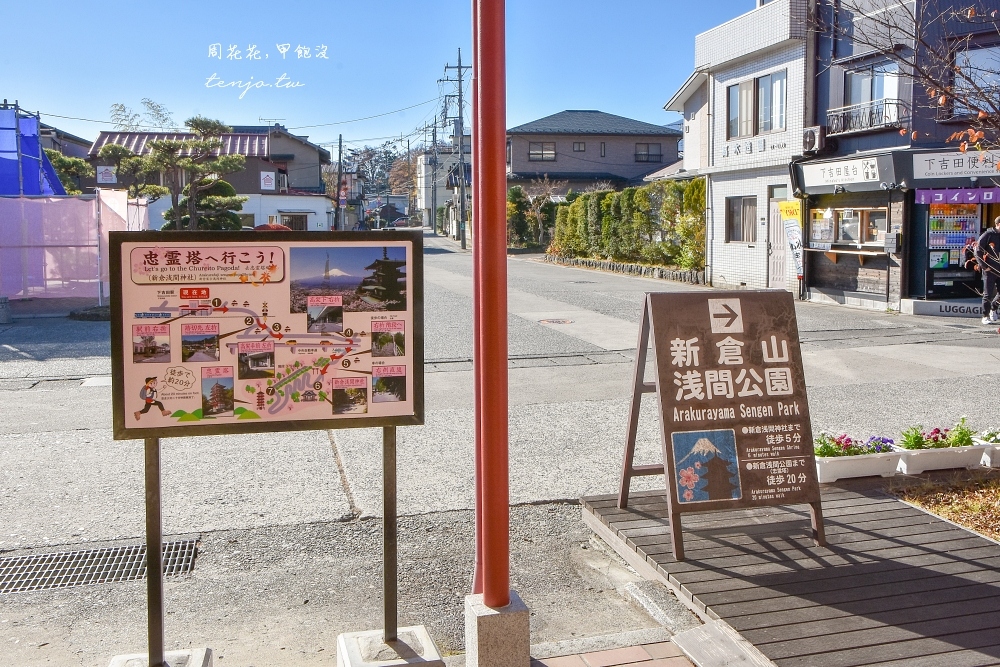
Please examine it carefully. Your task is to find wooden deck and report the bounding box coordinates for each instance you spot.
[583,483,1000,667]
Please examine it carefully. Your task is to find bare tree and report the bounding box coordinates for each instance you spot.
[524,175,568,245]
[110,99,177,132]
[814,1,1000,146]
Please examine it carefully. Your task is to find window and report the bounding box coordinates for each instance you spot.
[726,196,757,243]
[727,71,786,138]
[506,140,511,165]
[845,63,898,106]
[955,46,1000,115]
[281,214,308,231]
[635,143,662,163]
[528,142,556,161]
[600,142,606,157]
[757,70,786,132]
[768,185,789,201]
[573,142,586,152]
[810,207,887,245]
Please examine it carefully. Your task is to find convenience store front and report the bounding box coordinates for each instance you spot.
[907,149,1000,303]
[794,152,907,310]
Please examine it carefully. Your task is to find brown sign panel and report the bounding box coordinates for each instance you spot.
[647,290,820,512]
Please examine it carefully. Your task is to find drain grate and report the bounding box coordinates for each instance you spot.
[0,539,197,594]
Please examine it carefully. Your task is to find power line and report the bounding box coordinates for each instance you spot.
[32,95,442,134]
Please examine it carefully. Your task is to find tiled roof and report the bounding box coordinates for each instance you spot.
[507,110,682,136]
[89,132,269,158]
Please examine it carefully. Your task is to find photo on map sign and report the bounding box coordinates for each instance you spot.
[201,372,235,417]
[670,429,742,504]
[132,326,171,363]
[372,373,406,403]
[238,350,275,379]
[181,329,220,362]
[306,303,344,334]
[289,246,406,313]
[332,386,368,415]
[372,329,405,357]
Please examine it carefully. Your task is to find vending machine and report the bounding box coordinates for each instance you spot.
[925,203,981,298]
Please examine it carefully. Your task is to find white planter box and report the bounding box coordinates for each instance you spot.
[894,443,990,475]
[973,439,1000,468]
[815,452,902,484]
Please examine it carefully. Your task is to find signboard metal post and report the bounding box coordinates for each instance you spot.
[144,436,165,667]
[383,425,397,642]
[619,291,825,561]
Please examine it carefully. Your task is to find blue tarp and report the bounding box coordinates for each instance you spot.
[0,108,66,196]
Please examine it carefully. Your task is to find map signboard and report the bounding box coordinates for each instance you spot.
[618,290,823,559]
[110,230,423,439]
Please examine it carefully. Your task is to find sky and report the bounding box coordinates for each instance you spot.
[4,0,755,153]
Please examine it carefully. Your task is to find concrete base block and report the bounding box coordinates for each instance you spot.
[464,590,530,667]
[337,626,444,667]
[107,648,212,667]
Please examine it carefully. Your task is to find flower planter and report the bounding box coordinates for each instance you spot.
[894,443,990,475]
[815,451,902,483]
[973,439,1000,468]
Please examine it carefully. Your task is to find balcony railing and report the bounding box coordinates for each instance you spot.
[635,153,663,163]
[826,98,907,136]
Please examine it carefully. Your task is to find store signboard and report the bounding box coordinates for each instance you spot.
[110,231,424,439]
[801,158,879,186]
[778,201,804,279]
[913,151,1000,179]
[96,166,117,184]
[260,172,276,190]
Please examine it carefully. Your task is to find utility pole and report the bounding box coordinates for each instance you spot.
[431,118,439,235]
[336,134,344,231]
[443,48,471,249]
[407,138,411,222]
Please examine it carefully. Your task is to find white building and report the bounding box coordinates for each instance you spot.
[666,0,811,291]
[416,136,471,227]
[147,192,334,231]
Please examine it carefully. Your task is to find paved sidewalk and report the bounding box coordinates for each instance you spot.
[534,641,694,667]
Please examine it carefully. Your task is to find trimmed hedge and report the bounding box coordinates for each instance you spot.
[542,255,706,284]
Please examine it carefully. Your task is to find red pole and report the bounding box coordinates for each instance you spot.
[476,0,510,609]
[471,0,485,596]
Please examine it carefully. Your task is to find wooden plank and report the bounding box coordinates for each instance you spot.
[708,568,1000,620]
[641,523,979,567]
[742,595,1000,645]
[727,581,1000,634]
[694,555,1000,610]
[647,539,999,580]
[770,628,1000,667]
[862,648,1000,667]
[671,620,777,667]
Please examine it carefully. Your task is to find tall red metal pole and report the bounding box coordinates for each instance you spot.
[475,0,510,608]
[470,0,485,596]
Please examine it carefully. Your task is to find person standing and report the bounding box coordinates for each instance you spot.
[976,216,1000,324]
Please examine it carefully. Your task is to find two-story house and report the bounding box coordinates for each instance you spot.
[87,124,334,230]
[506,110,681,192]
[791,0,1000,315]
[666,0,811,293]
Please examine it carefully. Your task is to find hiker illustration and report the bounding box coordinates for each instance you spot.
[135,376,170,420]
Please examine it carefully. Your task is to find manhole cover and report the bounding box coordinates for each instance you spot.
[539,319,574,325]
[0,539,197,594]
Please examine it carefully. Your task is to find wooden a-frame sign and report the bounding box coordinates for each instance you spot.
[618,291,825,561]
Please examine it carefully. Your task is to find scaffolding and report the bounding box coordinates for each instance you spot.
[0,101,66,196]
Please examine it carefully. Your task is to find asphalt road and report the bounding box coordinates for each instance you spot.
[2,227,999,665]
